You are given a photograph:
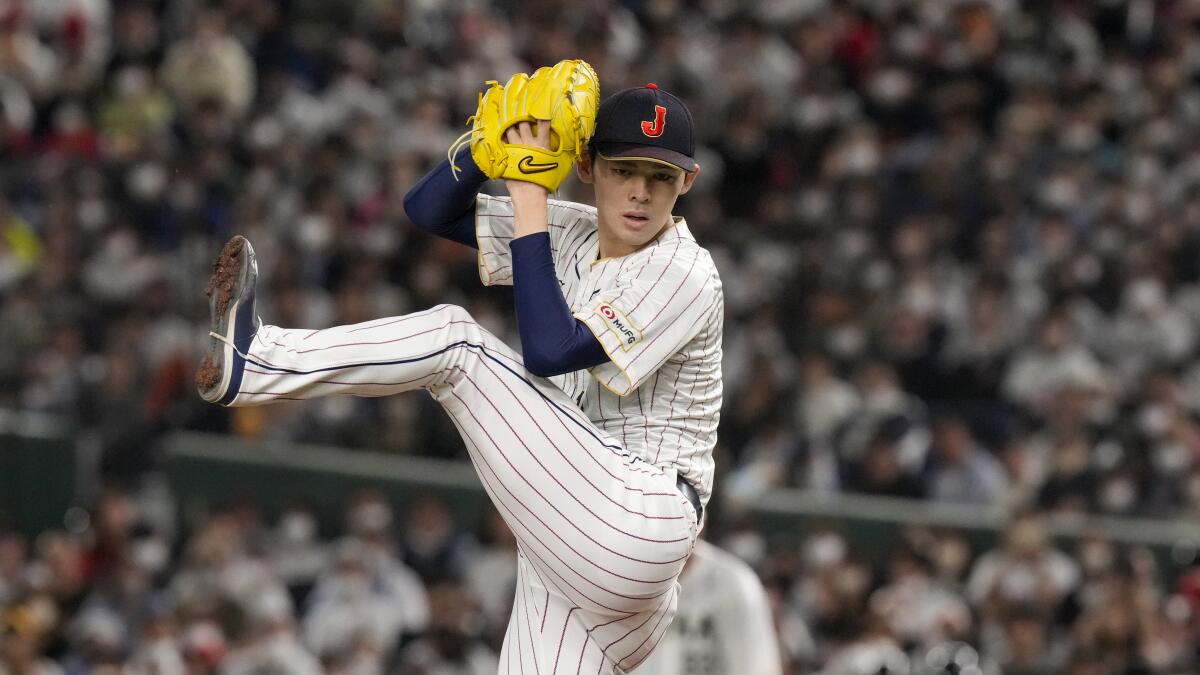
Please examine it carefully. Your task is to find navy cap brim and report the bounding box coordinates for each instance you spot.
[595,142,698,172]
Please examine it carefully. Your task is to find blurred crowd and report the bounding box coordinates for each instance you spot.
[5,0,1200,671]
[0,488,513,675]
[3,487,1200,674]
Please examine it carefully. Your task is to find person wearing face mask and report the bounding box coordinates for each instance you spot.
[401,495,475,585]
[269,505,327,607]
[223,586,322,675]
[838,361,929,470]
[332,492,429,644]
[61,606,126,675]
[169,513,287,632]
[966,513,1080,624]
[304,539,426,663]
[1002,308,1107,414]
[869,544,971,653]
[1105,278,1196,384]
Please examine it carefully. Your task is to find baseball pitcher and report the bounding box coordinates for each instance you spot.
[195,61,723,674]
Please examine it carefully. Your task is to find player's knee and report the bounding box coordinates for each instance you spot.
[435,303,474,324]
[434,304,487,341]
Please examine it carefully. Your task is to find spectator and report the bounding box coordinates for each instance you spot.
[169,513,286,627]
[966,513,1080,623]
[303,539,424,660]
[1036,432,1100,514]
[838,360,928,469]
[793,351,860,457]
[268,505,327,607]
[1003,309,1107,414]
[400,495,475,586]
[993,607,1064,674]
[126,598,183,675]
[224,587,321,675]
[1,604,62,675]
[869,544,971,651]
[844,421,924,499]
[921,415,1009,505]
[159,6,253,120]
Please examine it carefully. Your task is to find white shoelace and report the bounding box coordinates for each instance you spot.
[208,320,260,359]
[207,331,250,359]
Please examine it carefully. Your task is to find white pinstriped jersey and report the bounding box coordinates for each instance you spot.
[475,194,723,504]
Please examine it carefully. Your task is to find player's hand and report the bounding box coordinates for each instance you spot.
[507,120,554,150]
[505,121,554,198]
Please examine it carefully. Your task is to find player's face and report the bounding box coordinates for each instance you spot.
[578,155,699,259]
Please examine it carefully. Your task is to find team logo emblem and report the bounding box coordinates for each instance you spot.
[641,105,667,137]
[596,303,642,350]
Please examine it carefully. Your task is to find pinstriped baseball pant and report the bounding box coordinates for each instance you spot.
[228,303,700,674]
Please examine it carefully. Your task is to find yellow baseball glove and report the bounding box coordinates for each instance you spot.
[450,59,600,192]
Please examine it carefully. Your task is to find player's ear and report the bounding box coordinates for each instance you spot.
[576,151,595,184]
[679,163,700,195]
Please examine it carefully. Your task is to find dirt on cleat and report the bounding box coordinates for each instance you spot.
[195,354,220,392]
[204,236,245,318]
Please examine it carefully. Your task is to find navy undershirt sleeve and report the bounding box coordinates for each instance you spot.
[510,233,611,377]
[402,149,485,248]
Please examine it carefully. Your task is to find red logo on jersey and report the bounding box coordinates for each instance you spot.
[641,106,667,137]
[597,303,641,349]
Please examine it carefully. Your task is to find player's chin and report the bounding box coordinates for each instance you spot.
[615,229,655,251]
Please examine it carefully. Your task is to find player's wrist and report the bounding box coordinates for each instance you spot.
[506,179,550,202]
[508,182,550,237]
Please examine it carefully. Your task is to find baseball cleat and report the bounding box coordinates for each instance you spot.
[196,236,259,406]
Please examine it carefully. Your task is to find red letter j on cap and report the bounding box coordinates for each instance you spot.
[641,105,667,137]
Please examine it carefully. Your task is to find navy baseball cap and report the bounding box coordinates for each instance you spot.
[591,83,697,172]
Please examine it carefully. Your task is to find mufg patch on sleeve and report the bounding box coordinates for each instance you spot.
[596,303,643,351]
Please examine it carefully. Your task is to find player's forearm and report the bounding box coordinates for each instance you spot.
[507,181,550,239]
[510,233,609,377]
[402,148,485,248]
